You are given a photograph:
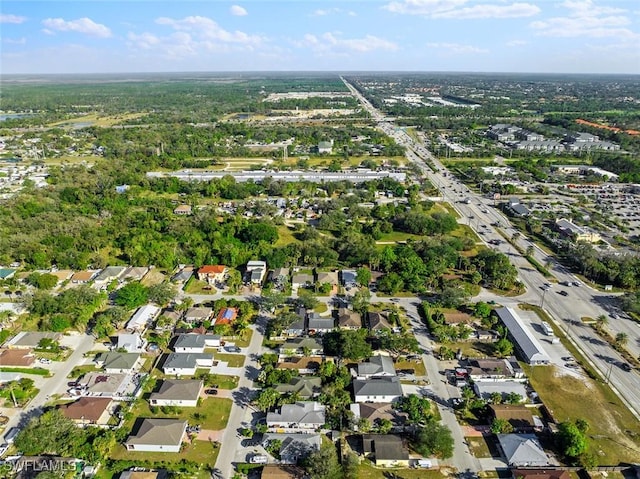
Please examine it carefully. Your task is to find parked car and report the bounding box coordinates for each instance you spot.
[204,389,218,395]
[559,290,569,296]
[249,454,268,464]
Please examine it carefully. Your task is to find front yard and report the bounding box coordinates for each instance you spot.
[128,396,233,431]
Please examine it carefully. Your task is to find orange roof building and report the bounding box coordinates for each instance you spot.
[60,397,113,425]
[215,307,238,326]
[0,349,36,367]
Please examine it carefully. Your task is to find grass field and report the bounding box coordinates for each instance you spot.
[394,359,427,377]
[109,439,219,478]
[195,373,239,390]
[68,364,99,378]
[376,231,423,243]
[357,462,448,479]
[130,396,232,431]
[214,353,245,368]
[524,365,640,463]
[140,269,166,287]
[275,224,299,247]
[49,112,147,128]
[0,367,51,377]
[184,277,217,295]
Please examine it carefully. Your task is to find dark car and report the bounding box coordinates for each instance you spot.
[204,388,218,395]
[559,290,569,296]
[620,363,632,372]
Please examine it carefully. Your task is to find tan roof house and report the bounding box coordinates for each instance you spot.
[59,397,112,425]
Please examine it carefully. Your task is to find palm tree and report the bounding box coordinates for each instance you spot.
[596,314,608,331]
[526,245,534,257]
[615,332,628,348]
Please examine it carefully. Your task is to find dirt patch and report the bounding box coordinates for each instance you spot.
[141,269,166,286]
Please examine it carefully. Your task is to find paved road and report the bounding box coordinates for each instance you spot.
[213,313,267,479]
[2,333,96,440]
[343,77,640,420]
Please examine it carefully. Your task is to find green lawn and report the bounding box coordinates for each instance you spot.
[376,231,423,243]
[395,359,427,377]
[195,372,239,390]
[184,278,217,295]
[68,364,99,378]
[234,329,253,348]
[214,353,245,368]
[0,367,51,377]
[524,365,640,464]
[110,439,220,473]
[357,462,447,479]
[466,436,493,458]
[275,225,299,247]
[130,397,233,431]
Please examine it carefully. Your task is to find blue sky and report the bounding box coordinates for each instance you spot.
[2,0,639,74]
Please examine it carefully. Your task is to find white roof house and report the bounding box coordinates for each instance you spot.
[266,401,326,431]
[473,381,528,401]
[495,308,550,365]
[497,434,550,467]
[126,304,160,332]
[117,333,144,353]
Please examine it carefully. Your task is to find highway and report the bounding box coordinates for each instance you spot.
[342,77,640,421]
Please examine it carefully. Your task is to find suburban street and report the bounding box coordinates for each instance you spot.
[2,333,96,438]
[343,77,640,421]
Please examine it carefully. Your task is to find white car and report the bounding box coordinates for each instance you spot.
[39,358,52,364]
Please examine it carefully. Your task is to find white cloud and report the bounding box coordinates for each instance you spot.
[506,39,528,47]
[426,42,489,53]
[1,14,27,24]
[531,0,638,38]
[296,32,398,55]
[311,8,357,17]
[3,37,27,45]
[155,15,263,45]
[383,0,539,18]
[230,5,248,16]
[41,17,112,38]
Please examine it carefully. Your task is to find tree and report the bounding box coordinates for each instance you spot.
[226,269,242,293]
[254,388,279,412]
[489,392,503,404]
[115,281,148,309]
[557,420,589,461]
[397,394,432,424]
[615,332,628,348]
[303,442,342,479]
[322,329,371,360]
[147,282,176,306]
[490,418,514,434]
[342,451,359,479]
[595,314,608,331]
[494,338,514,357]
[297,290,319,310]
[412,422,454,459]
[473,302,492,319]
[439,286,468,309]
[350,288,370,316]
[261,290,287,311]
[376,418,393,434]
[356,267,372,287]
[267,311,300,338]
[26,272,58,290]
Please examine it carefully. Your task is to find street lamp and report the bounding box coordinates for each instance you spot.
[540,286,550,309]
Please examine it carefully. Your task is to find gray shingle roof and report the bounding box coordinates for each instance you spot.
[266,401,326,426]
[150,379,203,402]
[126,418,187,447]
[96,352,140,370]
[353,376,402,397]
[163,353,212,369]
[357,355,396,378]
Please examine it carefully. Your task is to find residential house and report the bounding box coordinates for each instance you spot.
[173,333,221,353]
[306,314,334,334]
[0,372,22,384]
[362,434,410,467]
[496,308,551,365]
[162,353,213,376]
[155,309,182,331]
[355,355,396,380]
[316,271,338,289]
[78,372,129,398]
[0,268,16,280]
[490,405,537,433]
[279,337,324,356]
[96,352,141,374]
[349,403,407,430]
[171,266,193,284]
[117,333,145,353]
[149,379,203,407]
[246,260,267,284]
[473,381,528,402]
[197,265,227,284]
[340,269,357,287]
[70,270,96,284]
[277,357,323,375]
[215,307,238,326]
[125,418,187,453]
[59,397,112,426]
[184,307,213,323]
[466,357,525,382]
[122,267,149,282]
[0,348,35,367]
[262,433,321,464]
[274,377,322,399]
[292,273,314,290]
[497,434,550,467]
[317,140,334,154]
[260,465,305,479]
[353,377,403,403]
[337,309,361,330]
[368,312,392,332]
[93,266,127,287]
[126,304,160,332]
[5,332,61,349]
[266,401,326,431]
[48,270,73,284]
[270,268,290,288]
[284,308,306,337]
[173,204,192,215]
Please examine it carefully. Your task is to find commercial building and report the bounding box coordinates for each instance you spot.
[495,308,551,365]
